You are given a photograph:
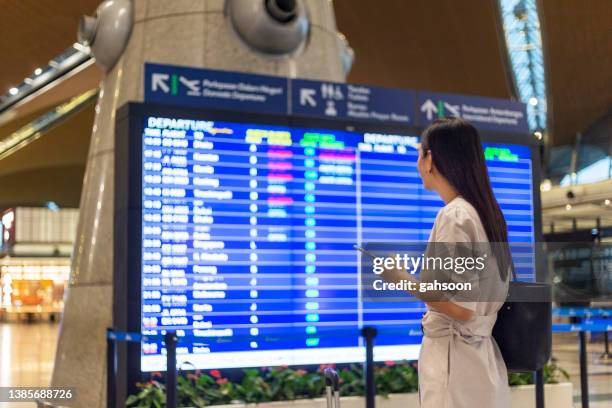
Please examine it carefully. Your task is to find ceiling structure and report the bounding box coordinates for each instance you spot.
[539,0,612,146]
[333,0,514,99]
[0,0,100,94]
[0,103,94,208]
[0,0,100,208]
[333,0,612,146]
[0,0,609,211]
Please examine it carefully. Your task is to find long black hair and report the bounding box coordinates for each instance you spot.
[421,117,513,281]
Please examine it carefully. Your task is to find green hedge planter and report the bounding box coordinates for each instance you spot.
[126,361,569,408]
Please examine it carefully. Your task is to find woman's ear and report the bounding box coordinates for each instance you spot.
[426,151,433,174]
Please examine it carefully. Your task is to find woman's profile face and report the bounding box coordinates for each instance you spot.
[417,144,433,190]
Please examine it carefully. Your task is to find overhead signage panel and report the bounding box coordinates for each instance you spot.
[144,63,289,115]
[417,91,528,133]
[144,62,528,134]
[291,79,415,125]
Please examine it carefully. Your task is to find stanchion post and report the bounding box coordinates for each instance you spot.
[106,328,116,408]
[578,330,589,408]
[165,331,178,408]
[534,368,544,408]
[361,326,377,408]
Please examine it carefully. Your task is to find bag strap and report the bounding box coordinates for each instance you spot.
[507,243,517,282]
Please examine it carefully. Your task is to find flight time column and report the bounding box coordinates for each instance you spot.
[141,118,193,370]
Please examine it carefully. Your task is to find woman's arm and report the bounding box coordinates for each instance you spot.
[427,301,474,321]
[380,262,474,321]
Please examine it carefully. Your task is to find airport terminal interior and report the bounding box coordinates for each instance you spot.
[0,0,610,407]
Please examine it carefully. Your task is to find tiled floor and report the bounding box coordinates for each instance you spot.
[0,322,58,407]
[0,323,610,407]
[553,332,612,407]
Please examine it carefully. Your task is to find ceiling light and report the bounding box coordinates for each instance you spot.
[34,67,43,75]
[45,201,60,212]
[73,42,89,54]
[8,87,18,96]
[605,199,611,206]
[540,179,552,192]
[565,204,572,211]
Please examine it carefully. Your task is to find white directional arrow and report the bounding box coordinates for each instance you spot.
[152,73,170,93]
[420,99,438,120]
[300,88,317,107]
[444,102,460,117]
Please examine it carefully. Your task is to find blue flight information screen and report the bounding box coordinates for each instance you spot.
[139,115,535,371]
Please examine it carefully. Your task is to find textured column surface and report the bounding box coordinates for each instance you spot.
[50,1,346,406]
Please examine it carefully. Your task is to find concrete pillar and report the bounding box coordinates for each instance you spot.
[50,1,346,406]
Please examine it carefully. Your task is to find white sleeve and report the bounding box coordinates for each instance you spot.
[433,206,478,243]
[433,208,481,311]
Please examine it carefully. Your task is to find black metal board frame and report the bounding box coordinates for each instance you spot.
[114,102,543,401]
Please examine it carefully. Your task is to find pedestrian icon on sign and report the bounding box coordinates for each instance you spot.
[325,100,338,116]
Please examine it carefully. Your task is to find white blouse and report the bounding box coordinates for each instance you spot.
[418,196,510,408]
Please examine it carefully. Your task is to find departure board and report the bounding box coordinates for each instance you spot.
[139,115,535,371]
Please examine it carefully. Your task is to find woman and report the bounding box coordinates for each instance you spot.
[383,118,512,407]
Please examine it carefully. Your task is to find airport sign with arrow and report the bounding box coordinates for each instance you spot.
[291,79,414,124]
[144,63,527,133]
[417,91,528,133]
[144,63,289,115]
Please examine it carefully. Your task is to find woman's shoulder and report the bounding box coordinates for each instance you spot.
[438,197,479,222]
[433,197,486,241]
